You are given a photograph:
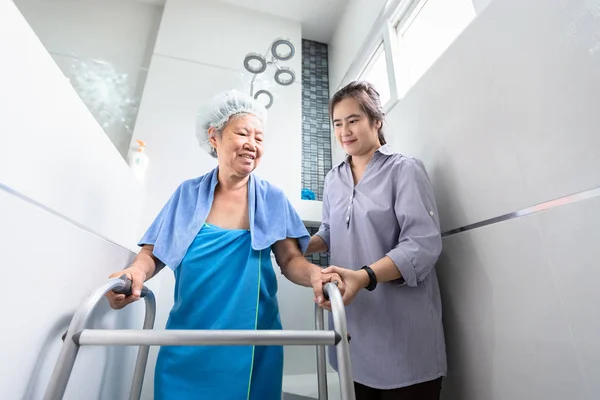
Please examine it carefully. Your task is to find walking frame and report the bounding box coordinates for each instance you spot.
[43,275,355,400]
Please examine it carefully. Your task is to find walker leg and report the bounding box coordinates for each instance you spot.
[315,304,328,400]
[324,283,355,400]
[128,291,157,400]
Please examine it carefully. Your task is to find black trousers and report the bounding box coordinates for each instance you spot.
[354,378,443,400]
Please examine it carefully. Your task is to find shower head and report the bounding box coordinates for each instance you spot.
[243,37,296,108]
[243,52,267,74]
[254,89,274,109]
[270,38,295,61]
[274,66,295,86]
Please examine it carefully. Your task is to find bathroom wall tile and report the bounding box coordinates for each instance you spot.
[302,40,332,201]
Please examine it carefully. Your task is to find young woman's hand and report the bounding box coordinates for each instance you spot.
[310,268,344,311]
[321,266,369,306]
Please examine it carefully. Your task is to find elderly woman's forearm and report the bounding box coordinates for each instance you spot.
[281,256,321,287]
[132,246,165,280]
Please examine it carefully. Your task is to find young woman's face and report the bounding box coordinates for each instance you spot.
[332,97,381,157]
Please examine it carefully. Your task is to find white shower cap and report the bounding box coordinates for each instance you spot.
[196,89,268,158]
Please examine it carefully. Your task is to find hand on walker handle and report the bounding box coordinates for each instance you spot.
[310,267,345,311]
[105,266,148,310]
[322,265,366,307]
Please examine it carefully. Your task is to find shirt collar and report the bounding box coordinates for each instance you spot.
[340,144,394,166]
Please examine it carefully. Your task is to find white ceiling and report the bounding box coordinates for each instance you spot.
[217,0,346,43]
[131,0,345,43]
[129,0,346,43]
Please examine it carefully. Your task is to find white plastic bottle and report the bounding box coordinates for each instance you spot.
[129,139,149,183]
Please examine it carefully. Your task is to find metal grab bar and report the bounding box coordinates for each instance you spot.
[43,279,355,400]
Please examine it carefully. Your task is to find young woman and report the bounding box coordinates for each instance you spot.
[307,81,447,400]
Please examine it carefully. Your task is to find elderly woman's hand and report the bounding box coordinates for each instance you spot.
[310,268,345,311]
[105,266,147,310]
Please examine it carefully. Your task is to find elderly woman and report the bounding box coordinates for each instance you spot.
[106,90,343,400]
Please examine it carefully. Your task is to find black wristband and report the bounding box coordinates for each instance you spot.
[361,265,377,291]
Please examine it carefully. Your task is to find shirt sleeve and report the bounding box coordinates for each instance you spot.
[386,159,442,287]
[315,175,331,250]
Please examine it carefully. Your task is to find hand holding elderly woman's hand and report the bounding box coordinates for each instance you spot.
[309,267,345,311]
[321,265,369,306]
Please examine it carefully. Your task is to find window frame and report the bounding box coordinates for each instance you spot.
[357,40,396,111]
[337,0,476,114]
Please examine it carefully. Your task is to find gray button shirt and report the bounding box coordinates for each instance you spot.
[316,145,447,389]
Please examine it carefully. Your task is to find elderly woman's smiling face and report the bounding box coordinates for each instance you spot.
[209,113,264,177]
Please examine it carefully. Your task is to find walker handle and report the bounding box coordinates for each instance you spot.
[112,274,149,298]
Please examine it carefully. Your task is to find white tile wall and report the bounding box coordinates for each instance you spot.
[537,196,600,398]
[438,210,593,399]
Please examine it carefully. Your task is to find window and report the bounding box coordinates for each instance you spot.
[396,0,476,85]
[341,0,476,112]
[359,42,392,106]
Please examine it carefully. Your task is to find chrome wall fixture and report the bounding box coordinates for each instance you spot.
[243,38,296,109]
[441,186,600,237]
